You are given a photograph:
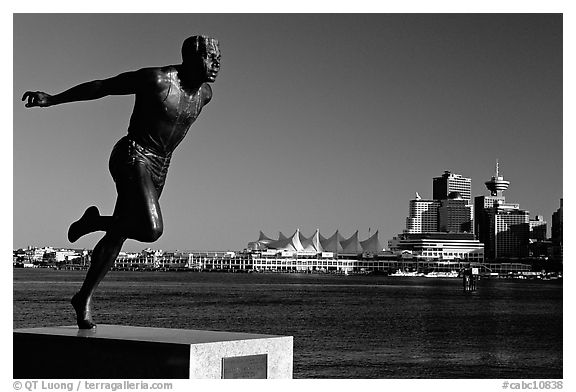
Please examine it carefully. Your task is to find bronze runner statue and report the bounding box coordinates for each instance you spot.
[22,35,221,329]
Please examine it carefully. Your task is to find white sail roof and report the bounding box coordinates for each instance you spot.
[299,229,323,252]
[319,230,344,253]
[360,231,382,253]
[340,231,361,254]
[252,229,381,254]
[265,230,303,251]
[258,231,274,244]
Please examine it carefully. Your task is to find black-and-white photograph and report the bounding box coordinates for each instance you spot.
[13,12,563,385]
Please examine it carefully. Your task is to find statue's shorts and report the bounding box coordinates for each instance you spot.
[109,136,172,196]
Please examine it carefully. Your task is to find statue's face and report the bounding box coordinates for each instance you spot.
[182,37,221,83]
[200,42,221,83]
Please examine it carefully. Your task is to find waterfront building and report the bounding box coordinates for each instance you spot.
[249,250,527,275]
[244,229,390,273]
[43,249,83,263]
[388,232,484,262]
[249,251,393,274]
[115,250,197,271]
[404,194,441,233]
[249,229,382,255]
[13,246,89,269]
[433,171,472,201]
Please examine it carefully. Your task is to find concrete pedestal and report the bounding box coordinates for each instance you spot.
[13,325,293,379]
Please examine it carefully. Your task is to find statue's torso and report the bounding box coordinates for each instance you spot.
[127,67,206,156]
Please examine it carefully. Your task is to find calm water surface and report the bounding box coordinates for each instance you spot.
[13,269,562,378]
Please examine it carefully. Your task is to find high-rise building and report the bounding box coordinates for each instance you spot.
[488,203,530,259]
[474,194,507,236]
[475,161,530,260]
[529,215,547,241]
[393,172,481,261]
[438,192,473,233]
[404,171,473,235]
[475,161,509,248]
[433,171,472,201]
[404,194,441,233]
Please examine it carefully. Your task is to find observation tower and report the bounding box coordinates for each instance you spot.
[484,160,510,197]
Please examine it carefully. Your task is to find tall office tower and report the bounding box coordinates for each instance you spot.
[551,199,563,259]
[487,203,530,259]
[433,171,472,201]
[438,192,473,233]
[474,161,530,260]
[474,195,508,236]
[404,193,441,233]
[529,215,548,241]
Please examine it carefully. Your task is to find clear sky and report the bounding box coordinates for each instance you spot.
[13,13,562,253]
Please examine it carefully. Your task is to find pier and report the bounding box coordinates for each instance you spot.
[462,268,478,291]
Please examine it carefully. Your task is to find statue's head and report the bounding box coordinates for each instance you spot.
[182,35,221,83]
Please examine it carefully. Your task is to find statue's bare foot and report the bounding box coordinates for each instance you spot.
[68,206,100,243]
[71,292,96,329]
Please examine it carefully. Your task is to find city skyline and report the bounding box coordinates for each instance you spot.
[14,14,562,252]
[14,161,556,254]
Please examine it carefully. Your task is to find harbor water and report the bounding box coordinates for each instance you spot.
[13,269,562,378]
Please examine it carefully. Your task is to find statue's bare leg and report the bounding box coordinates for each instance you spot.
[72,232,125,329]
[71,163,164,329]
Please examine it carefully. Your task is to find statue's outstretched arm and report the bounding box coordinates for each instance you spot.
[22,69,151,108]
